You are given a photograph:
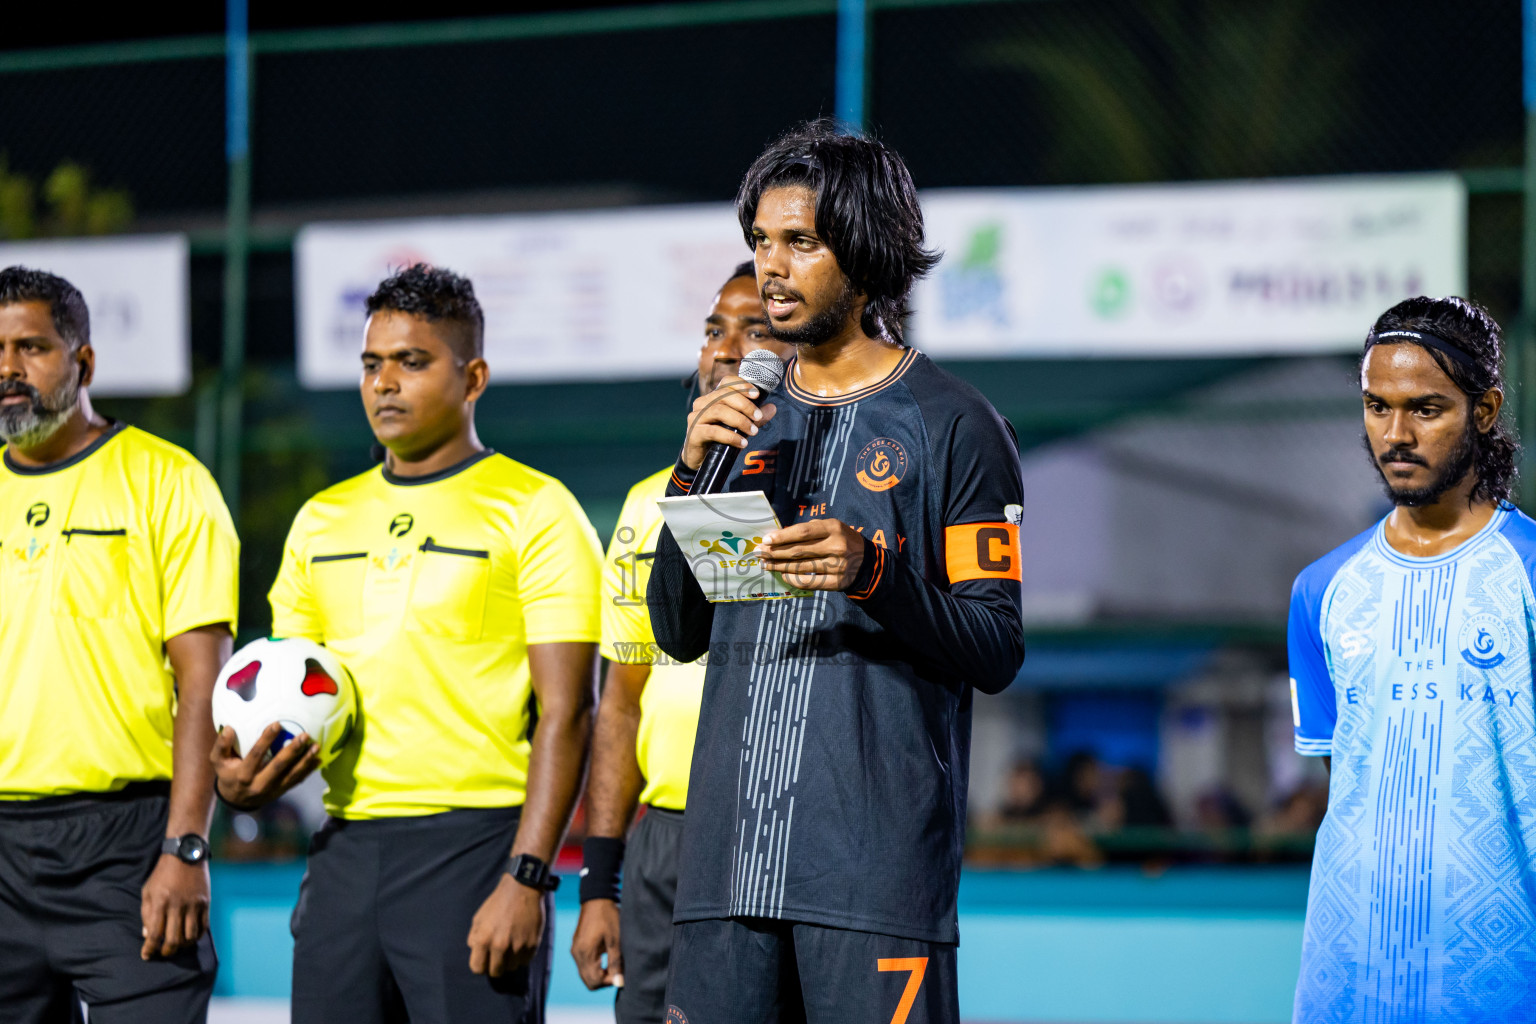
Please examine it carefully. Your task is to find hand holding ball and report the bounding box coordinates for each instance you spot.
[209,638,358,809]
[213,638,357,764]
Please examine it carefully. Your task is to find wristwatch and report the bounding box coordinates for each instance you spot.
[161,833,210,866]
[506,853,560,892]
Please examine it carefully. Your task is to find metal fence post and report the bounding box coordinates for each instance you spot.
[1517,2,1536,507]
[220,0,251,522]
[836,0,869,132]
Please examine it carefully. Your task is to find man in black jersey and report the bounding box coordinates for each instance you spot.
[648,122,1026,1023]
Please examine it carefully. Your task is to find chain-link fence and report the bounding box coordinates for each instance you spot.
[5,1,1520,210]
[0,0,1523,637]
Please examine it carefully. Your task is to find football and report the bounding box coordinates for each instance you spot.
[211,637,357,767]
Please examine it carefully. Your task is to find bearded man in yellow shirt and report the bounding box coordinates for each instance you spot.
[0,266,237,1023]
[570,262,793,1024]
[213,264,601,1024]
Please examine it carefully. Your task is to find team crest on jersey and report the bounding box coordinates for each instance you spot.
[855,437,907,492]
[664,1007,689,1024]
[25,502,49,527]
[1459,613,1511,670]
[13,536,47,563]
[371,546,413,572]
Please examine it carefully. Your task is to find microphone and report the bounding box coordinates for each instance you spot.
[693,349,785,495]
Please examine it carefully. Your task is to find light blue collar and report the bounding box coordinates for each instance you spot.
[1369,503,1512,569]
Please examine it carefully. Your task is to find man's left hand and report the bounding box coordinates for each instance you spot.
[140,856,209,960]
[468,874,545,977]
[757,518,867,591]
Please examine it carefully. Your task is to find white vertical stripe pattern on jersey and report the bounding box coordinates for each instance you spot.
[727,403,860,918]
[822,403,858,506]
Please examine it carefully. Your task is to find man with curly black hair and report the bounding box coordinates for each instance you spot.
[1290,296,1536,1023]
[649,123,1025,1022]
[213,263,602,1024]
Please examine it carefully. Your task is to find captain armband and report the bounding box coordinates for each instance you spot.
[944,523,1023,583]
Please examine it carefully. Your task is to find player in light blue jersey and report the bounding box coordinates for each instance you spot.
[1290,296,1536,1024]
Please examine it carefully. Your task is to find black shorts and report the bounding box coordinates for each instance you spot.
[0,782,217,1024]
[664,917,958,1024]
[290,805,554,1024]
[616,806,685,1024]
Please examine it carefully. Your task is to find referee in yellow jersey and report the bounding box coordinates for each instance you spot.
[212,264,601,1024]
[571,262,793,1024]
[0,267,237,1023]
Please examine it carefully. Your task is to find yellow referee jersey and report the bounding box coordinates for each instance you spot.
[0,422,239,798]
[269,449,602,819]
[600,466,706,811]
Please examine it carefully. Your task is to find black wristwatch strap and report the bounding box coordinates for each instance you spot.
[161,834,210,865]
[506,853,560,892]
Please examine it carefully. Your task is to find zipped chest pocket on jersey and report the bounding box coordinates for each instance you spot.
[53,527,129,619]
[309,551,367,639]
[408,537,491,641]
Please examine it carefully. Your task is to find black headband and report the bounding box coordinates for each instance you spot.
[783,150,819,175]
[1367,329,1478,370]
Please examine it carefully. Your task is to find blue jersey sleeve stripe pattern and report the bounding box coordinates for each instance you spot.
[1294,736,1333,756]
[1494,501,1536,603]
[1289,524,1375,757]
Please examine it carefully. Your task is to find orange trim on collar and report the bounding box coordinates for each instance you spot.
[784,349,918,407]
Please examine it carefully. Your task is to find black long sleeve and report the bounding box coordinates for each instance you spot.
[840,383,1026,694]
[646,461,714,663]
[660,351,1027,945]
[847,533,1024,694]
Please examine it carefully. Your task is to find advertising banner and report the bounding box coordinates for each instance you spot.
[294,174,1465,386]
[912,174,1466,357]
[295,205,746,388]
[0,234,190,396]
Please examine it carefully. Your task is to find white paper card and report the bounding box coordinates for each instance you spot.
[658,492,812,603]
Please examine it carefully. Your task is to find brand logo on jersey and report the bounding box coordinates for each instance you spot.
[25,502,48,527]
[389,513,414,537]
[1338,630,1372,659]
[1004,503,1023,527]
[1460,613,1511,670]
[855,437,907,492]
[741,449,777,476]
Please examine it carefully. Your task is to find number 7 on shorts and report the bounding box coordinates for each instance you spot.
[877,957,929,1024]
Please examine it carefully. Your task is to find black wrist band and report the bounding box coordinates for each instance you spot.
[580,836,625,903]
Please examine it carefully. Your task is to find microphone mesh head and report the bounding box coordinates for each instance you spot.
[738,349,785,393]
